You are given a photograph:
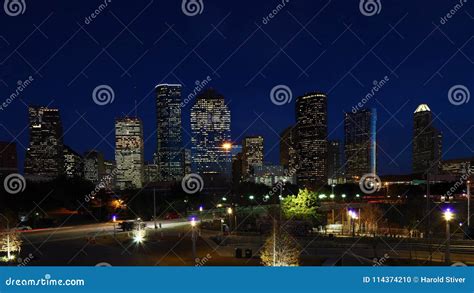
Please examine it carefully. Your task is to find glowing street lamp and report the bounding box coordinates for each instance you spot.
[348,210,358,237]
[443,208,454,265]
[341,194,347,199]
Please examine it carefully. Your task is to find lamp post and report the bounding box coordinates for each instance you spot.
[153,188,157,230]
[348,210,358,237]
[191,218,197,261]
[443,209,454,265]
[227,207,234,232]
[467,181,471,227]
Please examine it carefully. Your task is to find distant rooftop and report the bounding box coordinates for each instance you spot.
[414,104,431,113]
[155,84,182,89]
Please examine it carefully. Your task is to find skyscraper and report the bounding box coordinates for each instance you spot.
[413,104,443,175]
[190,89,231,177]
[24,106,64,179]
[115,117,144,190]
[83,150,105,184]
[0,142,17,177]
[295,92,328,188]
[155,84,183,181]
[63,146,83,179]
[242,136,264,179]
[327,140,344,184]
[280,126,297,172]
[344,109,377,180]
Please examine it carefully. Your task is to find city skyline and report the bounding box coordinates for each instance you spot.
[0,1,472,177]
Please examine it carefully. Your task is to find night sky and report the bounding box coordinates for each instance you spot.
[0,0,473,175]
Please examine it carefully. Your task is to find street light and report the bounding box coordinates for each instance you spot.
[467,181,471,227]
[443,208,454,265]
[191,218,197,261]
[249,195,255,200]
[222,142,232,151]
[348,210,358,237]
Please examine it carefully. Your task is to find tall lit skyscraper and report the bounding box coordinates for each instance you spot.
[115,117,144,190]
[413,104,442,175]
[242,136,264,179]
[327,140,344,184]
[295,92,328,188]
[344,109,377,180]
[24,106,64,179]
[63,146,83,179]
[83,150,105,184]
[155,84,183,181]
[190,89,231,177]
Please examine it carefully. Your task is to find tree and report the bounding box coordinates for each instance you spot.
[0,231,22,261]
[260,228,300,266]
[281,189,320,224]
[361,204,384,237]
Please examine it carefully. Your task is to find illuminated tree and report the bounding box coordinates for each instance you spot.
[281,189,320,223]
[361,204,384,237]
[260,228,300,267]
[0,231,22,261]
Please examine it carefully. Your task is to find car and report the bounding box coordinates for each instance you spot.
[14,225,32,231]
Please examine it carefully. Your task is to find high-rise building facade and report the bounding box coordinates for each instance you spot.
[24,106,64,178]
[182,148,192,176]
[280,126,297,172]
[190,89,231,177]
[344,109,377,180]
[63,146,83,179]
[327,140,344,184]
[155,84,183,181]
[144,162,159,184]
[0,142,17,177]
[115,117,144,190]
[413,104,443,175]
[295,92,328,188]
[83,150,105,184]
[242,136,264,179]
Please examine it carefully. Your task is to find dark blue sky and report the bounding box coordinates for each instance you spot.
[0,0,473,175]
